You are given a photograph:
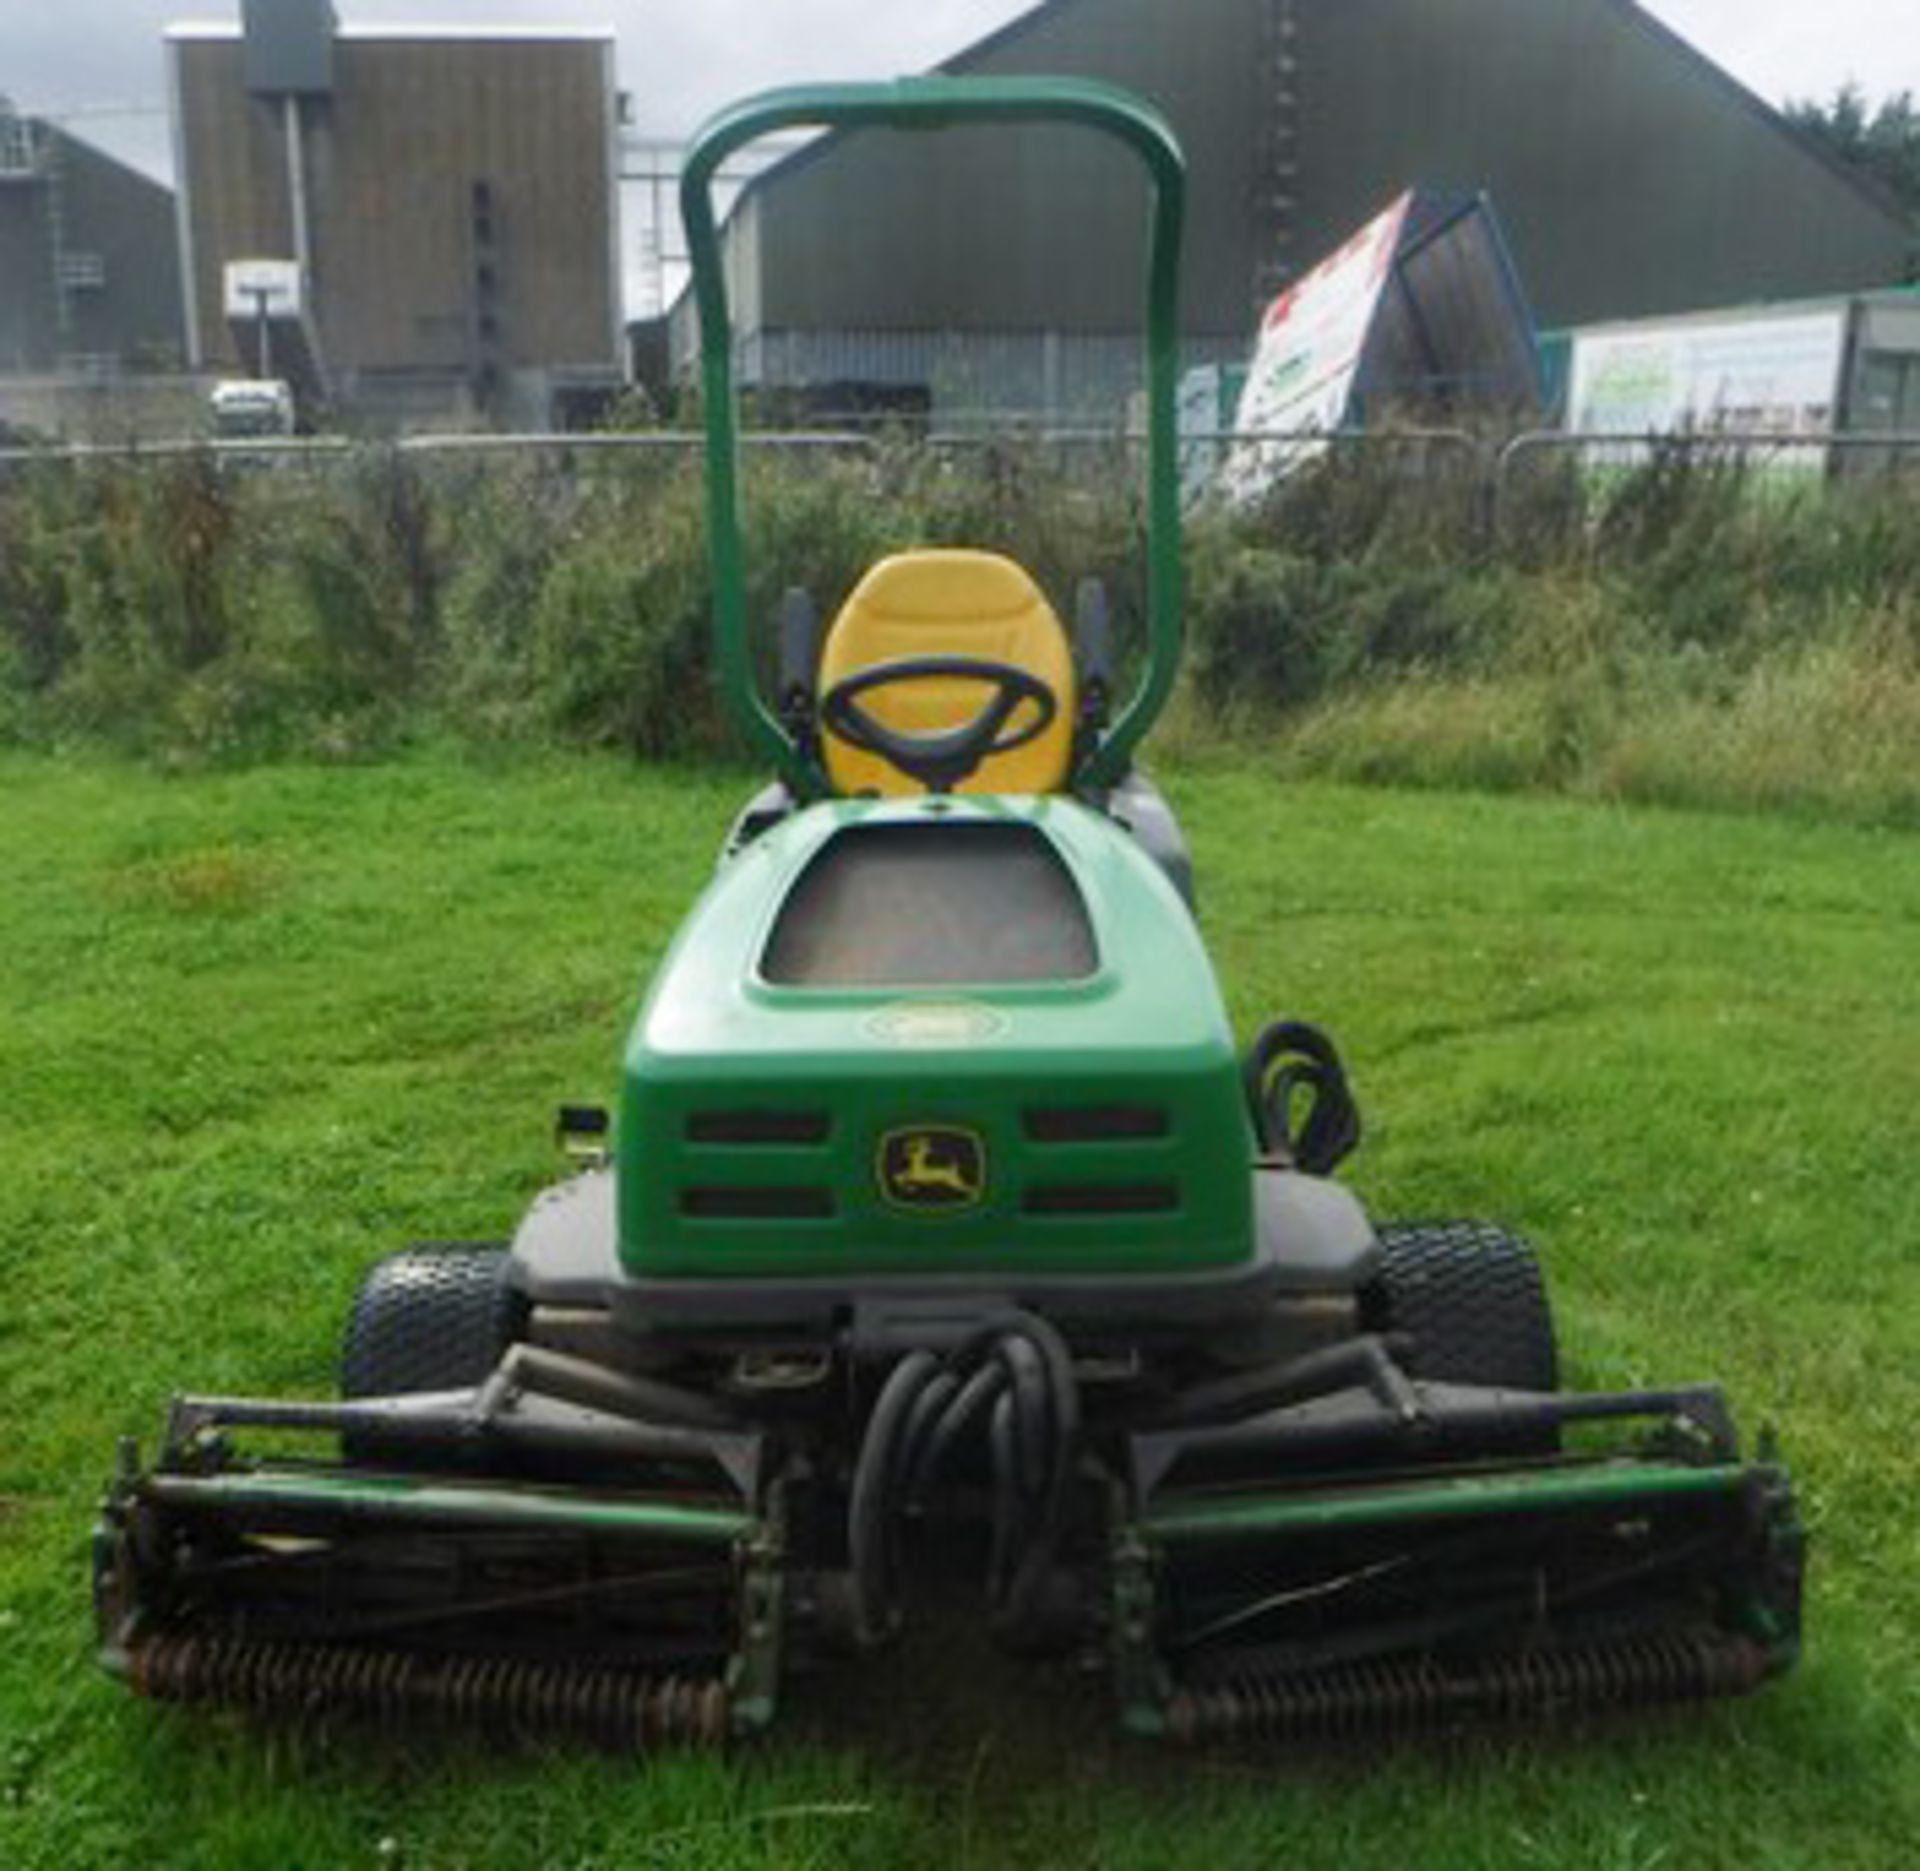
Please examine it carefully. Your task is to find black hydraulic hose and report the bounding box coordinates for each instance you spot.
[994,1310,1079,1645]
[1003,1310,1078,1543]
[847,1348,939,1646]
[905,1363,1004,1509]
[1244,1019,1361,1174]
[897,1368,961,1510]
[997,1333,1053,1500]
[845,1309,1084,1651]
[987,1389,1021,1606]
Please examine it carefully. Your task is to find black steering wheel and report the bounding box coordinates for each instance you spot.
[820,655,1059,793]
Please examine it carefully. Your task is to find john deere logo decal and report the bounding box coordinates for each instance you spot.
[878,1125,986,1213]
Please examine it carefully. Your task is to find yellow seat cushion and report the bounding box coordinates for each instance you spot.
[817,549,1075,796]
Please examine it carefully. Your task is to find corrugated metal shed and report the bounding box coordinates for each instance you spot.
[679,0,1913,417]
[0,110,183,376]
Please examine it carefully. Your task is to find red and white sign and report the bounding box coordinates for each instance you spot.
[1222,192,1412,501]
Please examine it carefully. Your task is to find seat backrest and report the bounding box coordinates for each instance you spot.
[816,549,1076,797]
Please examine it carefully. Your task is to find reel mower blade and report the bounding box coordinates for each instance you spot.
[1112,1442,1803,1741]
[93,1411,789,1748]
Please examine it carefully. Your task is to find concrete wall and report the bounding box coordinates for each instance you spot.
[0,372,206,444]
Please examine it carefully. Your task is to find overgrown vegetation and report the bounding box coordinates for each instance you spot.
[2,437,1917,822]
[1183,446,1920,824]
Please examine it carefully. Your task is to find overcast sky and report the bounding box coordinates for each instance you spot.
[6,1,1916,307]
[9,0,1919,169]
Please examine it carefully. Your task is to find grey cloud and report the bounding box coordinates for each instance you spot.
[6,0,1909,312]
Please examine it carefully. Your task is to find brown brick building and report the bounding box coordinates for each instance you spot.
[168,2,621,428]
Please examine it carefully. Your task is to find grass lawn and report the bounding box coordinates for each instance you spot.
[1,747,1915,1869]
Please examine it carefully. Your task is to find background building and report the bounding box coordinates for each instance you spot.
[169,0,623,429]
[0,97,183,378]
[671,0,1915,421]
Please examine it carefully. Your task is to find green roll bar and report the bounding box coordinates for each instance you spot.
[680,76,1186,798]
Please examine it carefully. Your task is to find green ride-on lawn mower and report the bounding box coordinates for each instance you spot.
[94,78,1802,1750]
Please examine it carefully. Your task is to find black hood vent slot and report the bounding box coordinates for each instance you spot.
[686,1110,830,1145]
[1023,1105,1168,1143]
[1024,1180,1180,1216]
[680,1186,834,1220]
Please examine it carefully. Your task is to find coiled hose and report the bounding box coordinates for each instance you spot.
[847,1309,1078,1649]
[1243,1018,1361,1174]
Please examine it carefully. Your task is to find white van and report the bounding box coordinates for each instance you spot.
[209,379,296,438]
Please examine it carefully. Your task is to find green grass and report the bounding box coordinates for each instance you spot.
[2,747,1916,1869]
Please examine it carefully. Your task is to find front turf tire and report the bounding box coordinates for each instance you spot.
[338,1244,524,1463]
[1367,1220,1558,1392]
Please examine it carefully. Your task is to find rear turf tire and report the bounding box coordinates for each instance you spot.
[339,1243,524,1463]
[1368,1220,1557,1392]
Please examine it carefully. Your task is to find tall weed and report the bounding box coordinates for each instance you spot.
[0,438,1914,823]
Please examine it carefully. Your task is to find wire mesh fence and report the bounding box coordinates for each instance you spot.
[9,420,1918,522]
[4,415,1918,783]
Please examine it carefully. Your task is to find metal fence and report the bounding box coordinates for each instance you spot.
[0,429,873,471]
[6,427,1919,552]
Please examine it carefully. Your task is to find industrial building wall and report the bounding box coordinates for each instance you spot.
[51,131,185,367]
[175,39,294,368]
[175,33,618,380]
[0,130,181,374]
[725,0,1910,358]
[0,183,57,372]
[749,0,1266,342]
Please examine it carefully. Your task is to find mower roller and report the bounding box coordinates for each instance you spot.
[94,78,1803,1749]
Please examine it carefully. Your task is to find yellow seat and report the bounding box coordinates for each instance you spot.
[816,549,1076,796]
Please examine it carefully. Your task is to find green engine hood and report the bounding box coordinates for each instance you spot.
[617,796,1255,1280]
